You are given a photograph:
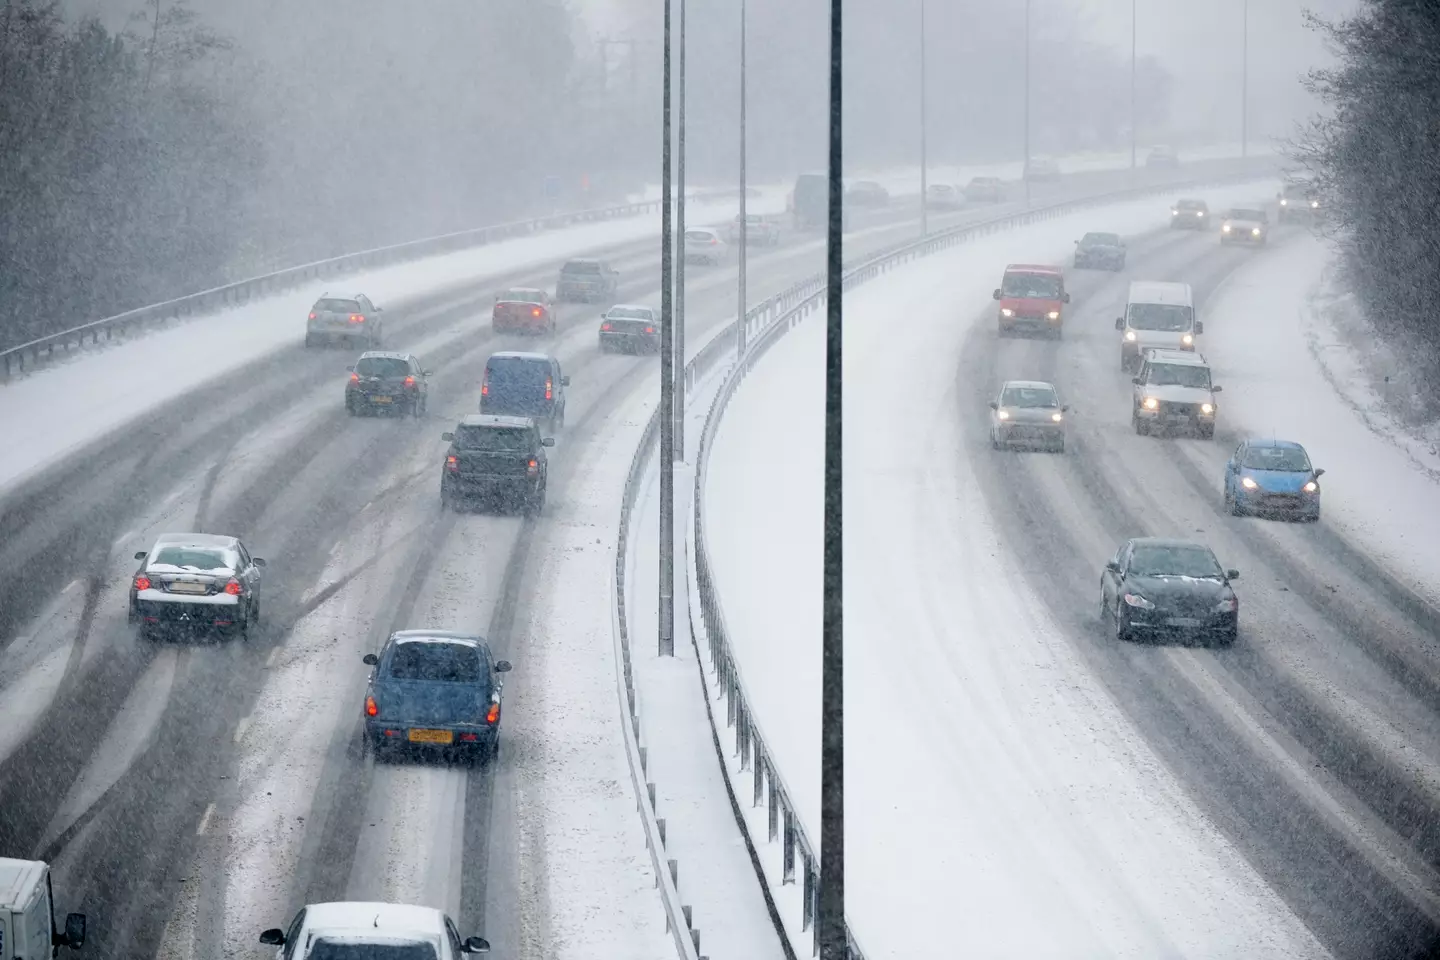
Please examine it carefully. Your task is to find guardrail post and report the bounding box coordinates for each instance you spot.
[783,809,796,883]
[768,766,779,840]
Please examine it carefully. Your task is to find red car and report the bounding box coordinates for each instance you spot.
[992,263,1071,340]
[492,288,555,336]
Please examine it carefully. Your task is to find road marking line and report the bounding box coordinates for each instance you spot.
[234,716,251,743]
[265,646,280,668]
[196,802,216,836]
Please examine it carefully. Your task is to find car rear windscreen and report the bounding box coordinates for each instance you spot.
[498,289,543,303]
[561,261,601,275]
[607,307,653,320]
[1083,234,1121,246]
[151,547,232,571]
[306,941,439,960]
[315,299,361,313]
[1001,273,1062,298]
[487,356,550,388]
[389,642,483,683]
[455,426,530,451]
[356,357,410,378]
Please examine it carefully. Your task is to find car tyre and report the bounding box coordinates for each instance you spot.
[1197,423,1215,440]
[1216,623,1238,647]
[524,486,546,518]
[1053,437,1065,454]
[1112,602,1132,642]
[305,333,317,348]
[1133,413,1148,436]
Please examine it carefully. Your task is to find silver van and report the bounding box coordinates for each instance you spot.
[1115,280,1199,371]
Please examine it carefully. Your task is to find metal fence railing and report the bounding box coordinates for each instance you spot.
[679,159,1280,959]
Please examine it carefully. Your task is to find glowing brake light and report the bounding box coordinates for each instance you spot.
[481,380,489,397]
[526,458,538,476]
[224,579,243,596]
[645,326,655,333]
[134,575,152,591]
[349,314,365,324]
[447,455,459,473]
[404,375,416,388]
[532,307,542,317]
[350,372,360,382]
[601,323,612,331]
[545,378,553,401]
[486,701,500,724]
[308,312,317,320]
[365,696,379,717]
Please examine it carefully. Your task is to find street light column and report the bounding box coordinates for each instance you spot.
[658,0,675,658]
[738,0,749,356]
[1241,0,1249,157]
[920,0,928,237]
[1023,0,1031,207]
[674,0,688,459]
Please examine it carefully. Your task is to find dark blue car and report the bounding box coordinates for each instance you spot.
[362,630,512,762]
[1223,438,1324,521]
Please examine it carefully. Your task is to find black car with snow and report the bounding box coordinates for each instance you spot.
[440,415,552,515]
[1220,208,1269,245]
[1073,232,1126,271]
[1277,182,1321,222]
[1100,537,1239,646]
[345,352,430,417]
[1169,198,1209,230]
[129,533,266,640]
[556,258,620,302]
[599,304,660,354]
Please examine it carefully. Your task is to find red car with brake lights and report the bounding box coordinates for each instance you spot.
[128,532,266,640]
[993,263,1071,340]
[492,288,556,336]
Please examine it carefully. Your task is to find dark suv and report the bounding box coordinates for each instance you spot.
[346,352,430,417]
[479,351,568,431]
[556,258,620,302]
[1277,183,1320,223]
[440,415,553,514]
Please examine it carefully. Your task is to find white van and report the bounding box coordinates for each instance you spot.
[0,858,86,960]
[1115,281,1200,371]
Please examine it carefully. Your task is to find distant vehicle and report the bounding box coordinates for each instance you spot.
[599,304,660,354]
[1101,537,1239,646]
[440,415,552,515]
[684,227,728,265]
[1131,348,1220,439]
[0,858,86,960]
[1117,280,1199,370]
[993,263,1070,339]
[1146,145,1180,168]
[1023,157,1061,181]
[1220,208,1268,245]
[345,352,430,417]
[791,172,829,229]
[1170,198,1210,230]
[1223,439,1323,521]
[480,351,568,431]
[726,213,780,247]
[925,184,962,210]
[1073,232,1126,271]
[1277,182,1320,223]
[129,532,265,640]
[492,287,555,336]
[556,258,619,302]
[261,901,490,959]
[306,293,384,349]
[964,176,1004,203]
[847,180,890,205]
[988,380,1068,453]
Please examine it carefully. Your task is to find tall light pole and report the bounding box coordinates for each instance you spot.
[817,0,845,955]
[737,0,749,356]
[674,0,688,459]
[1023,0,1031,207]
[1241,0,1249,157]
[1130,0,1137,170]
[658,0,675,658]
[919,0,928,237]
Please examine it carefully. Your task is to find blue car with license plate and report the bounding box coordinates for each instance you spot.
[1223,438,1323,521]
[362,630,512,763]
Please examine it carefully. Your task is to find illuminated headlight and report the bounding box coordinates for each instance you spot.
[1241,476,1258,490]
[1172,210,1179,216]
[1222,224,1232,233]
[996,409,1010,420]
[1125,331,1137,342]
[1143,397,1159,410]
[1182,333,1194,345]
[1051,412,1064,423]
[1303,480,1319,493]
[1197,211,1205,217]
[1001,308,1015,317]
[1252,227,1261,236]
[1280,199,1288,205]
[1123,592,1155,609]
[1311,200,1319,208]
[1200,402,1214,415]
[1047,311,1060,320]
[1213,596,1238,613]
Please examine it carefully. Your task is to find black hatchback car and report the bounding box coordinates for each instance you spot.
[1073,232,1126,271]
[362,630,513,763]
[480,351,568,431]
[346,352,430,417]
[1100,537,1239,646]
[556,258,620,302]
[441,415,553,514]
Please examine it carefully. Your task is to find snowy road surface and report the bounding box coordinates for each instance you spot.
[704,190,1440,958]
[0,155,1266,960]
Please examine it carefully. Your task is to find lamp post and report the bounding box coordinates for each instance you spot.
[1241,0,1249,157]
[674,0,688,458]
[1023,0,1030,206]
[1130,0,1137,171]
[658,0,675,658]
[737,0,749,355]
[920,0,928,237]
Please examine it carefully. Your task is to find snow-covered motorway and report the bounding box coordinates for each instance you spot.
[705,198,1440,958]
[0,155,1265,960]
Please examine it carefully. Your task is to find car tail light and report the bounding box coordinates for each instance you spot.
[309,311,317,320]
[481,379,489,397]
[447,455,459,473]
[486,702,500,724]
[404,375,416,388]
[526,458,538,476]
[134,575,152,591]
[532,307,542,317]
[349,314,365,324]
[601,323,612,331]
[224,579,243,596]
[350,372,360,382]
[365,696,379,717]
[545,378,553,401]
[645,326,655,333]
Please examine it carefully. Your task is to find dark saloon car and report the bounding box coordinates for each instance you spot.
[362,630,513,762]
[493,287,555,336]
[1100,538,1239,646]
[480,351,568,431]
[1169,198,1210,230]
[555,258,619,302]
[1224,438,1323,521]
[599,304,660,354]
[1073,232,1126,271]
[441,415,553,515]
[130,532,265,640]
[346,352,430,417]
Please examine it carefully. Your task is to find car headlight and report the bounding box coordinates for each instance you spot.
[1051,412,1064,422]
[1047,311,1060,320]
[1241,476,1258,490]
[1182,333,1194,345]
[1303,480,1319,493]
[1143,397,1159,410]
[1222,224,1232,232]
[1172,210,1179,216]
[1252,227,1261,236]
[1123,592,1155,609]
[1125,331,1137,342]
[1213,596,1238,614]
[996,409,1010,420]
[1280,199,1288,205]
[1197,211,1205,217]
[1001,308,1014,317]
[1200,402,1214,414]
[1311,200,1319,208]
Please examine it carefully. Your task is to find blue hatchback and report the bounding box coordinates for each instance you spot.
[362,630,512,762]
[1223,439,1324,521]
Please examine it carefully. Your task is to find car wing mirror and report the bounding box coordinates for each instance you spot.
[992,288,1002,300]
[363,653,379,666]
[1312,468,1326,479]
[1114,317,1125,330]
[987,401,998,410]
[495,660,513,673]
[1061,404,1070,412]
[1210,385,1223,393]
[541,437,556,447]
[423,370,433,377]
[1062,292,1072,303]
[1131,376,1143,385]
[345,365,354,372]
[463,936,492,953]
[1226,569,1241,580]
[1193,321,1205,335]
[442,432,455,441]
[134,551,147,560]
[561,376,571,386]
[62,913,87,948]
[259,929,286,946]
[1105,560,1120,573]
[253,557,266,567]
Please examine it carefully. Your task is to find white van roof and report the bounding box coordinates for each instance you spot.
[0,858,46,912]
[1127,281,1193,306]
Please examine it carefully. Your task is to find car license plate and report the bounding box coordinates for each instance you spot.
[169,581,207,594]
[1167,617,1201,628]
[372,396,393,404]
[408,728,453,744]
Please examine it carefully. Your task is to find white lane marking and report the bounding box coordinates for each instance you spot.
[233,716,251,744]
[264,646,280,668]
[196,802,216,836]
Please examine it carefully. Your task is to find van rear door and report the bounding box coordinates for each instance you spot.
[484,356,554,417]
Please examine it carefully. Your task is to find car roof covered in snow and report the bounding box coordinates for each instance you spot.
[153,532,239,549]
[295,901,448,943]
[390,630,487,647]
[456,413,534,430]
[488,351,552,362]
[1000,379,1058,392]
[1004,263,1063,275]
[1142,348,1210,367]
